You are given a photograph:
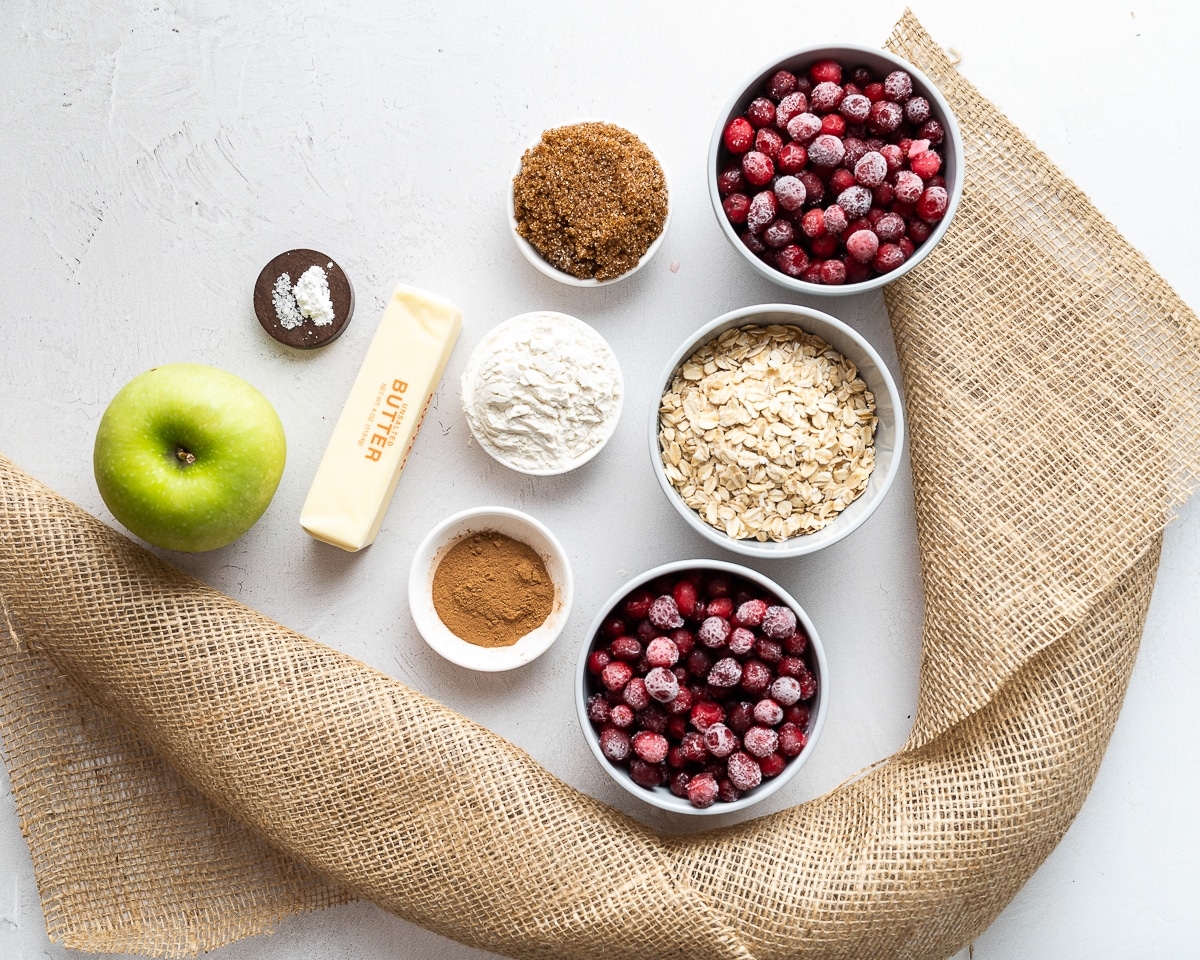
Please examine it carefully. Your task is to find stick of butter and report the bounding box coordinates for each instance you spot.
[300,284,462,551]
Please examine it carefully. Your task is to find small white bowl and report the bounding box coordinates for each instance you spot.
[709,44,964,295]
[461,311,624,476]
[408,506,573,671]
[576,559,829,815]
[650,304,904,559]
[508,120,671,286]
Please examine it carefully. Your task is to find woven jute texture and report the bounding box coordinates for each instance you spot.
[2,10,1199,960]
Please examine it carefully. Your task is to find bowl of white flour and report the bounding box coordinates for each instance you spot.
[461,311,624,475]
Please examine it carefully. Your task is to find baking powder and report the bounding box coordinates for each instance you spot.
[461,312,623,472]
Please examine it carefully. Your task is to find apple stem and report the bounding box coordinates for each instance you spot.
[175,446,196,465]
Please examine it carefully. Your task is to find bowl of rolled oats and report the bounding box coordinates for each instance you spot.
[650,305,904,558]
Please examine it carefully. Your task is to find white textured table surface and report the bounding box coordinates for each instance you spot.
[2,2,1198,958]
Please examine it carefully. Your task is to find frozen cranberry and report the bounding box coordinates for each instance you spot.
[829,167,857,194]
[624,590,654,620]
[867,207,886,226]
[703,723,738,758]
[801,262,824,284]
[797,671,818,700]
[777,656,807,680]
[807,134,845,168]
[910,150,941,180]
[864,81,885,102]
[800,208,826,238]
[741,150,775,186]
[874,182,895,207]
[918,118,944,145]
[797,171,825,206]
[624,677,651,710]
[810,235,838,258]
[837,185,873,220]
[839,93,871,123]
[893,170,924,204]
[776,142,807,175]
[816,259,844,284]
[649,596,683,631]
[723,116,754,153]
[743,725,779,758]
[601,660,633,691]
[841,137,868,169]
[727,626,756,656]
[755,127,783,160]
[698,615,732,649]
[907,218,932,244]
[611,703,636,729]
[706,596,734,618]
[630,730,669,764]
[820,113,846,138]
[669,770,691,796]
[678,731,707,764]
[767,69,797,100]
[763,218,795,249]
[717,164,746,196]
[686,647,714,678]
[873,242,907,273]
[746,190,778,233]
[644,667,680,704]
[809,58,842,85]
[612,635,643,662]
[669,581,697,619]
[850,64,874,86]
[782,631,808,656]
[739,659,772,694]
[845,227,880,263]
[645,636,679,669]
[775,244,810,277]
[670,627,695,654]
[899,236,915,259]
[599,726,630,762]
[717,778,742,803]
[883,70,913,102]
[778,722,808,757]
[904,95,931,124]
[757,605,795,639]
[875,211,906,242]
[631,757,666,788]
[774,91,808,129]
[927,174,946,190]
[707,657,743,688]
[587,648,611,675]
[667,686,693,717]
[746,96,776,128]
[916,185,949,222]
[686,771,720,808]
[752,698,784,726]
[878,143,903,173]
[773,175,807,213]
[759,752,787,778]
[810,81,845,113]
[727,701,755,734]
[868,100,903,135]
[786,112,822,144]
[690,700,725,733]
[586,693,611,724]
[854,150,888,188]
[845,257,872,283]
[768,675,801,707]
[727,751,762,791]
[823,204,848,236]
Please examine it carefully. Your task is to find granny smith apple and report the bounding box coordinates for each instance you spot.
[93,363,287,552]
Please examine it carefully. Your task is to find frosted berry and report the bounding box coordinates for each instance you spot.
[645,666,680,704]
[599,726,630,762]
[755,637,783,663]
[809,58,842,85]
[739,658,772,694]
[707,595,734,617]
[724,117,754,153]
[893,170,924,204]
[755,127,783,160]
[587,649,611,674]
[774,175,807,212]
[767,69,797,100]
[623,676,650,711]
[820,113,847,138]
[609,703,634,729]
[646,636,679,669]
[820,259,847,285]
[759,752,787,778]
[800,208,826,238]
[797,671,818,700]
[839,93,871,123]
[845,228,880,263]
[586,694,611,724]
[775,245,810,277]
[707,657,743,688]
[717,778,742,803]
[690,700,725,733]
[669,770,691,797]
[916,185,949,222]
[823,204,848,236]
[763,218,795,249]
[741,150,775,186]
[746,96,776,128]
[864,81,885,102]
[686,771,720,808]
[778,722,808,757]
[873,242,907,273]
[746,190,778,233]
[774,91,808,129]
[610,635,641,661]
[867,100,903,135]
[769,675,802,706]
[698,615,732,648]
[638,705,669,734]
[679,730,707,763]
[874,212,906,243]
[797,171,825,206]
[703,722,738,758]
[904,95,931,124]
[854,150,888,188]
[728,626,756,655]
[777,142,808,174]
[727,751,762,791]
[786,113,823,145]
[743,725,779,759]
[601,660,633,691]
[883,70,913,102]
[810,81,845,113]
[918,118,944,145]
[777,655,806,679]
[837,185,873,220]
[761,605,797,639]
[752,698,784,727]
[807,134,845,168]
[631,730,669,764]
[667,685,693,716]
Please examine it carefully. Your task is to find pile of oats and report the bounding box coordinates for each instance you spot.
[658,324,877,542]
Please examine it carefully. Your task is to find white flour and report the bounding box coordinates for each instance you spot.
[461,312,623,472]
[273,264,335,329]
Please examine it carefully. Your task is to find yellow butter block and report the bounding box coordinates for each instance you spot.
[300,284,462,551]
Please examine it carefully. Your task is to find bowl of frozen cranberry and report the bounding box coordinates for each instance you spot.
[709,44,963,294]
[576,560,828,814]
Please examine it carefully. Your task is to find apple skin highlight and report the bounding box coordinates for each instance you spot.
[93,364,287,552]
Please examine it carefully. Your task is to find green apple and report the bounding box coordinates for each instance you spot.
[93,363,287,552]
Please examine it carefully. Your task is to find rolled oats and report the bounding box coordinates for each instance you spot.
[658,324,877,542]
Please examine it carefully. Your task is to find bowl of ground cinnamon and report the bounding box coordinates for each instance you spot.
[408,506,574,671]
[509,120,670,285]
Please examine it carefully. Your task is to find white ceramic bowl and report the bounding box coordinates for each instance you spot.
[508,120,671,286]
[649,304,904,559]
[708,44,964,295]
[461,311,624,476]
[408,506,574,671]
[576,559,829,815]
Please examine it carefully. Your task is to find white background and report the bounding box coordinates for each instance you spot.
[2,1,1198,958]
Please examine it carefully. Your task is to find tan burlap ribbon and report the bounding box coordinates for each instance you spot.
[2,11,1199,959]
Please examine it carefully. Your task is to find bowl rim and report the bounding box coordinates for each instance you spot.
[575,558,829,815]
[508,119,672,286]
[707,42,964,296]
[408,505,574,671]
[648,303,905,558]
[461,310,625,476]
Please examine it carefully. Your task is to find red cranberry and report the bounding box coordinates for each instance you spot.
[599,726,630,761]
[868,100,903,135]
[703,723,738,758]
[767,69,797,100]
[587,648,611,674]
[837,185,873,219]
[777,656,806,679]
[610,635,641,661]
[754,127,783,160]
[741,150,775,186]
[854,150,888,187]
[686,771,720,808]
[778,722,808,757]
[819,259,846,284]
[716,164,745,196]
[670,581,697,619]
[759,752,787,778]
[820,113,846,138]
[809,81,844,113]
[746,96,776,129]
[717,778,741,803]
[783,631,808,656]
[777,142,808,174]
[601,660,633,691]
[874,211,906,242]
[644,667,680,704]
[800,208,826,238]
[723,116,754,153]
[727,751,762,791]
[670,627,695,654]
[774,91,808,129]
[893,170,924,203]
[797,171,824,206]
[918,118,944,144]
[707,657,743,688]
[874,182,895,207]
[841,137,868,168]
[845,257,872,283]
[864,81,885,102]
[743,725,779,758]
[883,70,913,102]
[873,242,907,273]
[809,58,842,85]
[762,218,795,249]
[916,185,949,222]
[669,770,691,796]
[807,134,845,168]
[707,596,734,618]
[786,112,822,144]
[629,758,664,788]
[586,693,611,724]
[610,703,634,728]
[770,675,802,706]
[823,204,848,236]
[880,143,904,172]
[631,730,669,764]
[904,96,931,124]
[734,598,766,626]
[690,700,725,733]
[775,244,809,277]
[899,237,915,258]
[739,659,772,694]
[624,677,650,710]
[774,175,807,212]
[645,636,680,668]
[727,701,755,734]
[752,698,784,726]
[686,647,714,678]
[829,167,857,194]
[910,149,941,179]
[698,615,732,649]
[797,671,818,701]
[850,65,874,86]
[839,93,871,123]
[760,605,797,639]
[746,190,778,233]
[907,218,932,244]
[808,235,836,258]
[845,228,880,263]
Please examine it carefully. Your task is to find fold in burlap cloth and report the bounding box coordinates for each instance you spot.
[2,12,1199,960]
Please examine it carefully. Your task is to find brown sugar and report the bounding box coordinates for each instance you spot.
[431,530,555,648]
[512,121,669,281]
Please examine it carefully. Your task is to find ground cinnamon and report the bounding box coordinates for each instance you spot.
[431,530,555,648]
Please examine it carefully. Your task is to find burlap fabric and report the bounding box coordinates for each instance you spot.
[1,11,1198,959]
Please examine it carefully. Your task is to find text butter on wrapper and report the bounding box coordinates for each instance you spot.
[300,284,462,551]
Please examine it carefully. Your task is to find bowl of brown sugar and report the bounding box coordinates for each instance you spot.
[509,120,670,285]
[408,506,574,671]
